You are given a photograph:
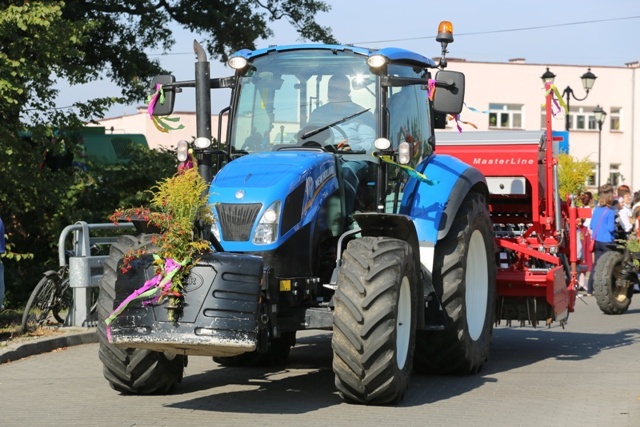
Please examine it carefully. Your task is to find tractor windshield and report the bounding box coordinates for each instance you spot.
[229,49,377,156]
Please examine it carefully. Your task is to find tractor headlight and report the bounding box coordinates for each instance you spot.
[253,201,280,245]
[398,141,412,164]
[194,137,211,149]
[177,140,189,162]
[374,138,391,150]
[210,216,221,242]
[367,54,386,69]
[228,56,248,70]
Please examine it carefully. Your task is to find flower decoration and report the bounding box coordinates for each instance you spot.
[107,167,212,325]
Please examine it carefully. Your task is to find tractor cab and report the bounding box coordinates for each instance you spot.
[222,45,463,214]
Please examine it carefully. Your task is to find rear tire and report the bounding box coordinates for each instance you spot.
[21,272,59,333]
[414,190,496,375]
[332,236,417,404]
[593,250,633,314]
[97,234,186,394]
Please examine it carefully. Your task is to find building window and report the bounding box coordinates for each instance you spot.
[610,107,621,131]
[552,107,605,131]
[609,164,621,187]
[489,103,523,129]
[572,107,597,130]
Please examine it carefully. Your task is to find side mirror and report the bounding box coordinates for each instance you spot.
[432,70,465,115]
[150,75,176,116]
[433,112,448,129]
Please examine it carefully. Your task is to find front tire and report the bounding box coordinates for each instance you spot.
[97,234,186,394]
[593,250,633,314]
[332,236,417,404]
[414,190,496,375]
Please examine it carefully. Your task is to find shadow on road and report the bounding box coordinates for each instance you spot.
[165,325,640,412]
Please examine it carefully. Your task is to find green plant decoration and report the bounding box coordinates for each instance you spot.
[557,153,595,202]
[108,167,212,322]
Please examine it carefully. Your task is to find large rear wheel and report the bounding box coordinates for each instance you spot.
[414,190,496,375]
[332,236,417,404]
[593,250,633,314]
[97,234,186,394]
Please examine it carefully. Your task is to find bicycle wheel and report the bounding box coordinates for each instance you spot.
[21,272,59,333]
[52,277,72,324]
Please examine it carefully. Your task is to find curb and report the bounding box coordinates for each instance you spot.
[0,328,97,364]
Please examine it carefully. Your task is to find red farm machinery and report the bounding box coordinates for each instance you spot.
[437,89,591,327]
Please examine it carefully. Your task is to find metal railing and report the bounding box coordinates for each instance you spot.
[59,221,135,326]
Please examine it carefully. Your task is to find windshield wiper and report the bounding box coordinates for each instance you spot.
[301,108,371,140]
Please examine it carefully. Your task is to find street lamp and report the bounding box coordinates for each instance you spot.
[541,67,598,131]
[594,105,607,188]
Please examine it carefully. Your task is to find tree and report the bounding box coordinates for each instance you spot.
[0,1,334,308]
[557,153,595,203]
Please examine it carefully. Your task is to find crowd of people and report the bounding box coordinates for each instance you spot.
[577,183,640,295]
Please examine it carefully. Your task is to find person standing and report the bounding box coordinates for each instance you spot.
[616,186,633,238]
[0,215,5,311]
[631,191,640,237]
[586,184,617,296]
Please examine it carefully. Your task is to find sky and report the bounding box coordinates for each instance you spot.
[55,0,640,117]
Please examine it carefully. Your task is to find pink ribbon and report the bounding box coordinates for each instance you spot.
[147,84,163,118]
[105,257,183,341]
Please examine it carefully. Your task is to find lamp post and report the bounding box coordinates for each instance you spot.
[594,105,607,189]
[541,67,598,131]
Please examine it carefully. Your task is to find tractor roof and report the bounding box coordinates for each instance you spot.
[230,44,437,69]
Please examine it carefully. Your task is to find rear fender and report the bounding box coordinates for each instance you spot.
[401,153,488,244]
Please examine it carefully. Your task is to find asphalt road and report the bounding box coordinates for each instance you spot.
[1,295,639,426]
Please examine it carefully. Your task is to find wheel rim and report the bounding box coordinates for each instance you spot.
[465,230,489,341]
[396,276,411,369]
[611,261,630,303]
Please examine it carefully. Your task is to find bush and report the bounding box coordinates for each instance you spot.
[0,144,176,308]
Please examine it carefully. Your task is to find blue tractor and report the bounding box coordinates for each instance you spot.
[97,21,496,404]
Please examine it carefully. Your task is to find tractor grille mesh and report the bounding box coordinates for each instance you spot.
[216,203,262,241]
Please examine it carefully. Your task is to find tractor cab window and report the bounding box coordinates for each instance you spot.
[380,64,432,213]
[230,50,377,159]
[387,64,432,164]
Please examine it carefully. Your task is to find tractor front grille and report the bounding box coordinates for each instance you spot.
[216,203,262,241]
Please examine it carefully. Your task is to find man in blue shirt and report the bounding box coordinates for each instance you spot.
[307,75,376,215]
[308,74,375,151]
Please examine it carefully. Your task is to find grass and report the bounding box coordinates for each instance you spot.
[0,308,66,346]
[0,309,24,343]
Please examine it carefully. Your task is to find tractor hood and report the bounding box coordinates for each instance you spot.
[209,151,340,251]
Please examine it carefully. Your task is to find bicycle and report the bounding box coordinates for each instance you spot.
[21,264,72,333]
[21,244,105,333]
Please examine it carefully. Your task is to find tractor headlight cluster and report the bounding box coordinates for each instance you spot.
[398,141,412,164]
[210,216,221,242]
[253,201,281,245]
[177,140,189,162]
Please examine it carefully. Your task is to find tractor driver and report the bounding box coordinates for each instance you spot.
[308,75,376,216]
[308,74,375,151]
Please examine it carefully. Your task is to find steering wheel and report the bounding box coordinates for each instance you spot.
[298,122,350,151]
